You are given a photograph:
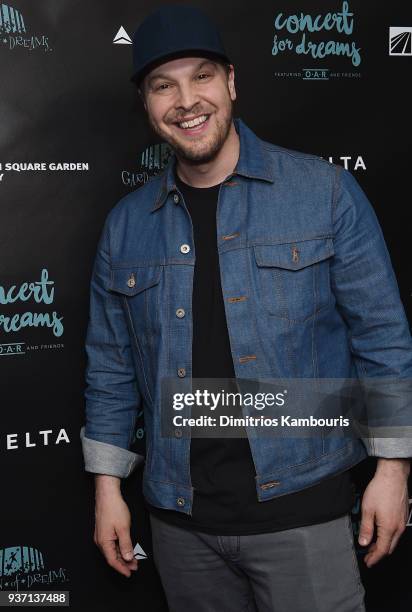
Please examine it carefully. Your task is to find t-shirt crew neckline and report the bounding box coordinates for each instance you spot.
[175,173,222,191]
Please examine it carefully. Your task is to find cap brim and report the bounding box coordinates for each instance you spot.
[130,48,231,86]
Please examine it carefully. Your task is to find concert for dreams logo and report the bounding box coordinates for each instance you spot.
[272,1,361,80]
[0,269,64,357]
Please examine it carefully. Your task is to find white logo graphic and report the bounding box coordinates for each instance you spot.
[133,541,148,560]
[113,26,132,45]
[389,27,412,56]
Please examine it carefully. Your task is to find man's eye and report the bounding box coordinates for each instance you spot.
[153,83,170,91]
[197,73,211,80]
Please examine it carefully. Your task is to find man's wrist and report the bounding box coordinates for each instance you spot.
[375,457,410,478]
[94,473,122,494]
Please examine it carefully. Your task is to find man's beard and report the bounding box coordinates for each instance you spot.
[148,101,233,165]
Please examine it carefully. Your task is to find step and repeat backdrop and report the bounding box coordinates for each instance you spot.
[1,1,411,610]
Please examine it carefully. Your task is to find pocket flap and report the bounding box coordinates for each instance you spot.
[109,265,162,296]
[253,238,334,270]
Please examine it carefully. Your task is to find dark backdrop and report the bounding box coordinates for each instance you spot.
[1,1,411,610]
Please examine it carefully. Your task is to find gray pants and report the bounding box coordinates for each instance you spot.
[149,513,366,612]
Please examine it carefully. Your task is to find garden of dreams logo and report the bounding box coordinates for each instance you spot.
[0,3,51,51]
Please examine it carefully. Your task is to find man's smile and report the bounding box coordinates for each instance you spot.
[172,114,212,136]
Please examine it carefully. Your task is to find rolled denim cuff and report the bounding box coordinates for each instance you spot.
[80,425,145,478]
[362,435,412,458]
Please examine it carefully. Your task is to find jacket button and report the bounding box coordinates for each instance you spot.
[177,367,186,377]
[177,497,185,507]
[127,273,136,288]
[180,243,190,254]
[176,308,185,318]
[175,429,183,438]
[173,193,180,204]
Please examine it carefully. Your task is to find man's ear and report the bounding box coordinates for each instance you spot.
[227,65,236,102]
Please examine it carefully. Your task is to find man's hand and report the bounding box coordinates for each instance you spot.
[93,474,139,577]
[358,458,410,567]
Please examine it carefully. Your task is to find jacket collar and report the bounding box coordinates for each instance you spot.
[150,117,275,212]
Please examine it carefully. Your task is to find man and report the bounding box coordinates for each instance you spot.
[80,5,411,611]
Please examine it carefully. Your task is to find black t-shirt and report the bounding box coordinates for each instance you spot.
[145,173,356,535]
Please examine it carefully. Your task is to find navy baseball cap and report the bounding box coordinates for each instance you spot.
[130,4,231,87]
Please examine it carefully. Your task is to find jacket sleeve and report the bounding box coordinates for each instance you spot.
[330,166,412,458]
[80,214,145,478]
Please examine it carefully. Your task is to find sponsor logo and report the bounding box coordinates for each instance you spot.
[0,269,64,355]
[0,3,52,52]
[122,142,173,188]
[1,428,70,452]
[0,546,69,591]
[324,155,366,171]
[389,27,412,56]
[0,162,89,185]
[133,541,147,560]
[272,1,362,80]
[113,25,132,45]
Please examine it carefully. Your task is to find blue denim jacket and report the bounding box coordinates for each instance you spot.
[80,117,412,515]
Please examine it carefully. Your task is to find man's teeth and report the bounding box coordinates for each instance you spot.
[178,115,208,129]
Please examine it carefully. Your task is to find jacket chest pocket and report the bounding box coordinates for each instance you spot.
[252,238,334,323]
[108,264,162,343]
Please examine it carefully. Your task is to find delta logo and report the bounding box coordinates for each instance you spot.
[0,3,52,51]
[113,26,132,45]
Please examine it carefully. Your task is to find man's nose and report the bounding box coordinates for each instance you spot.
[175,82,200,111]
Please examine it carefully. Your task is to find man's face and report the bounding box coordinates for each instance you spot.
[139,56,237,164]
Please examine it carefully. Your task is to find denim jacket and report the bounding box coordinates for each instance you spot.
[80,117,412,515]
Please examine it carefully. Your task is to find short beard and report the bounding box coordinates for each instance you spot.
[148,102,233,165]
